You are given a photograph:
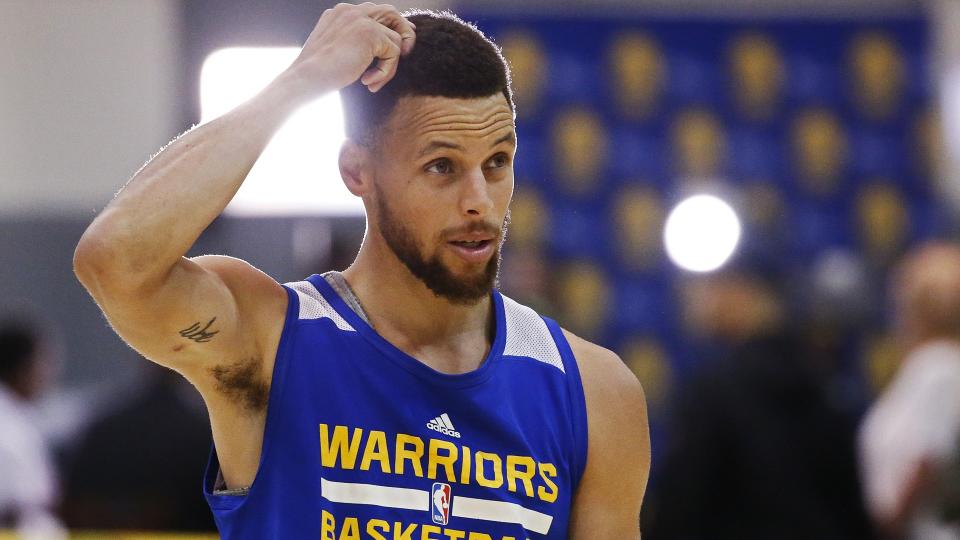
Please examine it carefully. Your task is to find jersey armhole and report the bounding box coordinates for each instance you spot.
[202,283,300,509]
[543,316,589,490]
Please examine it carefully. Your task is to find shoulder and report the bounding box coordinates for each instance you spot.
[909,341,960,382]
[562,329,650,535]
[191,254,287,303]
[192,255,288,326]
[565,329,649,477]
[562,329,648,422]
[561,330,649,467]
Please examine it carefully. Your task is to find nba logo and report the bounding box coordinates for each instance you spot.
[431,482,451,525]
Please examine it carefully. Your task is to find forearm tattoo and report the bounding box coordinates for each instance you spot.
[179,317,219,343]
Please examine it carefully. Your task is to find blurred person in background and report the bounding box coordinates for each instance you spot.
[860,243,960,539]
[646,264,873,540]
[0,317,66,539]
[61,365,214,532]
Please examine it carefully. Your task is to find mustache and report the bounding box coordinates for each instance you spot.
[439,219,506,241]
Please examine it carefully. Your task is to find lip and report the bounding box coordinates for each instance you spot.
[447,239,495,263]
[447,233,496,242]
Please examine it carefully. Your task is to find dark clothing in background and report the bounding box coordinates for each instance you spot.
[646,333,874,540]
[0,508,15,528]
[62,375,215,531]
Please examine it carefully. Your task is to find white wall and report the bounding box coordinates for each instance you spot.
[0,0,180,218]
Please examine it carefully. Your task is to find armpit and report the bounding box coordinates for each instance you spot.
[208,357,269,412]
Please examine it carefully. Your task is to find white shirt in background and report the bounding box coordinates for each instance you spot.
[860,340,960,540]
[0,384,65,539]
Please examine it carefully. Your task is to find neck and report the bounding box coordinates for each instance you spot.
[341,234,495,374]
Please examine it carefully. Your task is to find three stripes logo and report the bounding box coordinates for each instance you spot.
[426,413,461,438]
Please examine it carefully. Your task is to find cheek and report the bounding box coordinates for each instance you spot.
[389,191,445,243]
[377,168,423,214]
[495,175,515,215]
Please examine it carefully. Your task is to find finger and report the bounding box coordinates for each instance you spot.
[365,4,416,56]
[399,23,416,56]
[366,45,401,92]
[376,12,415,56]
[359,24,400,81]
[361,30,402,92]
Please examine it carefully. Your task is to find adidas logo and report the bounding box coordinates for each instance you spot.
[426,413,461,438]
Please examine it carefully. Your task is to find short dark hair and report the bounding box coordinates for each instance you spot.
[0,320,39,385]
[340,10,515,145]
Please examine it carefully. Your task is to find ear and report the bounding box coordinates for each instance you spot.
[339,140,371,197]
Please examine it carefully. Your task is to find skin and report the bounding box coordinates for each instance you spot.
[340,94,515,374]
[73,3,649,537]
[682,274,783,344]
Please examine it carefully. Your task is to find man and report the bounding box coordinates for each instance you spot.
[860,243,960,539]
[648,267,873,540]
[62,367,215,532]
[73,5,649,539]
[0,318,65,538]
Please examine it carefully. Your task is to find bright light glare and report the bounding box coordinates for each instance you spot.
[663,194,741,272]
[200,47,362,216]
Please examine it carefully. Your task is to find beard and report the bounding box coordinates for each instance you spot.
[375,187,509,306]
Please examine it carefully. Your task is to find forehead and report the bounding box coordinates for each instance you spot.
[384,94,515,144]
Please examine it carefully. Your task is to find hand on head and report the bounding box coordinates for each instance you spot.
[286,3,417,96]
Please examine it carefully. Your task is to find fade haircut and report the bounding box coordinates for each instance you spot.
[340,10,515,146]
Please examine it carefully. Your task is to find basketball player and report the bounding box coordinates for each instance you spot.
[73,5,649,538]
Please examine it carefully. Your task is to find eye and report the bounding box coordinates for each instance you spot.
[485,152,511,169]
[425,158,454,175]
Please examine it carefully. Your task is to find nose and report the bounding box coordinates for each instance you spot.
[459,166,494,217]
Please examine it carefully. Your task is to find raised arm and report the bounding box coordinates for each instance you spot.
[72,73,301,378]
[72,3,417,489]
[565,330,651,539]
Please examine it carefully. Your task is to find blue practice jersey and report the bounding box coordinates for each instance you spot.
[204,274,589,539]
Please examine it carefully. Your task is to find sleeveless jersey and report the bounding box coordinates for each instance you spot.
[204,274,589,539]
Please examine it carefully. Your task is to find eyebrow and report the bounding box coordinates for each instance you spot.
[416,131,516,159]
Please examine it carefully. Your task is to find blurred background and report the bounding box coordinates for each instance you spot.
[4,0,960,538]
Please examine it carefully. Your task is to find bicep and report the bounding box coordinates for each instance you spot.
[91,255,275,380]
[567,333,651,539]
